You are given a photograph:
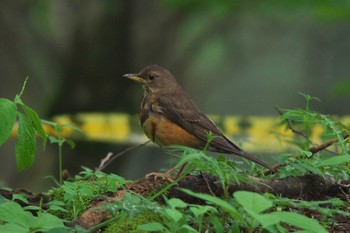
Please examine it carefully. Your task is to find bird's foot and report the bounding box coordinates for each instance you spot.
[145,167,177,183]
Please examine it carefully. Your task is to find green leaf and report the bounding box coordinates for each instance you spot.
[0,98,17,145]
[189,205,216,218]
[0,195,8,204]
[164,208,183,222]
[234,191,276,229]
[268,211,327,233]
[47,200,68,212]
[33,212,66,232]
[207,216,225,233]
[16,112,36,172]
[317,155,350,167]
[21,104,47,146]
[65,139,76,149]
[0,201,33,229]
[0,223,28,233]
[179,188,246,225]
[181,225,197,232]
[11,194,28,204]
[255,214,280,228]
[298,163,323,176]
[47,205,68,213]
[16,77,29,99]
[23,205,41,212]
[234,191,273,214]
[62,123,83,133]
[48,135,61,144]
[167,198,187,209]
[137,222,165,231]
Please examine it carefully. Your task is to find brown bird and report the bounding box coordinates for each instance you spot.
[124,65,272,178]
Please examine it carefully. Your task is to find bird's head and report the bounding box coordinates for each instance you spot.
[124,65,179,94]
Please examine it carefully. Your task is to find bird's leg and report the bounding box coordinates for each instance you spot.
[145,167,177,183]
[145,162,189,183]
[173,162,188,180]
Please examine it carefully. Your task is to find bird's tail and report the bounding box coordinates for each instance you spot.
[240,151,273,171]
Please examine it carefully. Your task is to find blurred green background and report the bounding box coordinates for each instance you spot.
[0,0,349,192]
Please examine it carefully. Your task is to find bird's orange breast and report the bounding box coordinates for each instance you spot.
[142,113,201,148]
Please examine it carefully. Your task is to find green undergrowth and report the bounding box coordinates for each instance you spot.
[1,80,350,232]
[104,211,161,233]
[47,167,126,221]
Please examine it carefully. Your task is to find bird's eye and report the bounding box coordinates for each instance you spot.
[148,74,155,80]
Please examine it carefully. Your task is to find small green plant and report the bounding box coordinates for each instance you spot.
[179,189,328,233]
[167,143,251,200]
[271,195,350,223]
[0,78,82,184]
[42,120,81,185]
[0,195,68,233]
[275,93,350,179]
[48,168,126,220]
[102,191,219,233]
[280,93,349,153]
[0,78,47,172]
[148,132,254,202]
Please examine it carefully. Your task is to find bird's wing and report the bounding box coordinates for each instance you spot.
[158,92,273,169]
[157,91,244,155]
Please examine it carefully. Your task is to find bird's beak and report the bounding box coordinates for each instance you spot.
[123,73,146,84]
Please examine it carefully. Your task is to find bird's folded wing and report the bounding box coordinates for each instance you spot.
[158,93,245,155]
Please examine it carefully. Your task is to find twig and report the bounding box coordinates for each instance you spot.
[95,152,114,171]
[200,171,215,196]
[275,107,315,145]
[95,140,151,171]
[309,134,349,154]
[339,186,350,204]
[263,134,349,176]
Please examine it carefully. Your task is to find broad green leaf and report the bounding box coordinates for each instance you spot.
[138,222,165,231]
[207,216,225,233]
[11,194,28,204]
[268,211,327,233]
[21,104,47,146]
[16,112,36,172]
[0,195,8,204]
[180,225,197,232]
[0,98,17,145]
[234,191,273,214]
[317,155,350,167]
[255,214,280,228]
[33,212,66,231]
[179,188,246,225]
[0,223,28,233]
[0,202,33,228]
[167,198,187,209]
[164,208,183,222]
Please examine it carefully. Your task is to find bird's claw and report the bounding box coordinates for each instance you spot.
[145,172,175,183]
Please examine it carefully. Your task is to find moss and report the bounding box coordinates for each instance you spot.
[47,173,125,220]
[104,212,162,233]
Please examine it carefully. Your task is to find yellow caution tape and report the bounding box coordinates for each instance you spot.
[10,113,350,153]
